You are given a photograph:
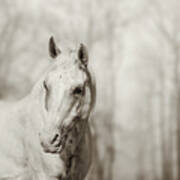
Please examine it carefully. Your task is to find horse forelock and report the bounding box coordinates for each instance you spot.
[81,65,96,117]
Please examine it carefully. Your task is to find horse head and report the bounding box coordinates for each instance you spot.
[38,37,95,154]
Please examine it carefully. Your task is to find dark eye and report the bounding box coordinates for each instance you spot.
[43,81,49,92]
[43,81,49,110]
[73,86,83,95]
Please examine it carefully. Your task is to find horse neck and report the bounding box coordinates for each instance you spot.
[17,83,44,128]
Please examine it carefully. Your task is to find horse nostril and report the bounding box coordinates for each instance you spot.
[51,133,60,144]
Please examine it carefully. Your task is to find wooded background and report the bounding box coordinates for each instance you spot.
[0,0,179,179]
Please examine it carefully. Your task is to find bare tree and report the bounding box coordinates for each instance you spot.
[151,0,180,179]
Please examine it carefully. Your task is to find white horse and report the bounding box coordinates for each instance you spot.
[0,37,96,180]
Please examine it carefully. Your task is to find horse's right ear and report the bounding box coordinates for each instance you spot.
[49,36,61,59]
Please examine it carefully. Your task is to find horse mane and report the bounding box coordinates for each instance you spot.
[87,66,96,116]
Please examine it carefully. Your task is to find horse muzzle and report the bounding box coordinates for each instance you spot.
[39,130,63,154]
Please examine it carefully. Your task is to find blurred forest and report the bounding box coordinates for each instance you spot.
[0,0,180,179]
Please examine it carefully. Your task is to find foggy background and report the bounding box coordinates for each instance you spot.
[0,0,179,179]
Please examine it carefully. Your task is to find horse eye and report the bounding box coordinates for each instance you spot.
[73,86,83,95]
[43,81,48,92]
[43,81,49,111]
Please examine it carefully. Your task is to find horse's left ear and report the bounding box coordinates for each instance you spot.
[78,43,89,66]
[49,36,61,59]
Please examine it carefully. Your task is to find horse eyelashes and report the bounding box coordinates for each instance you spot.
[43,81,50,111]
